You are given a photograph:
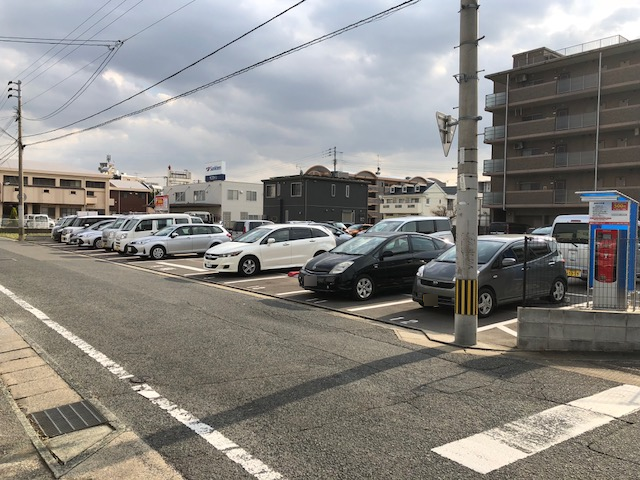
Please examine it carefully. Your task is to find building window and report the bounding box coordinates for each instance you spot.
[60,179,82,188]
[266,184,276,198]
[228,190,239,200]
[175,191,186,202]
[33,177,56,187]
[87,191,95,197]
[331,184,336,197]
[246,190,257,201]
[291,182,302,197]
[194,190,205,201]
[345,185,350,198]
[86,181,106,188]
[276,183,281,196]
[518,182,541,190]
[3,175,19,185]
[70,191,77,195]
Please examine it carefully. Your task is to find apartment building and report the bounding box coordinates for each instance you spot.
[0,166,154,219]
[164,180,264,225]
[483,35,640,227]
[379,180,456,218]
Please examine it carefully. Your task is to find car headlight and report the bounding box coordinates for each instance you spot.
[217,250,242,257]
[416,264,426,276]
[120,232,128,239]
[329,261,353,275]
[108,232,115,238]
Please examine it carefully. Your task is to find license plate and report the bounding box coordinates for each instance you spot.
[303,275,317,287]
[566,268,581,278]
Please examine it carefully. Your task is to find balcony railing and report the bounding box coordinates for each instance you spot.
[485,91,506,108]
[483,158,504,174]
[484,125,505,141]
[555,111,597,130]
[482,192,503,206]
[554,151,595,167]
[557,73,598,94]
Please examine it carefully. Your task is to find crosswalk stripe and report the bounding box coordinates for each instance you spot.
[432,384,640,474]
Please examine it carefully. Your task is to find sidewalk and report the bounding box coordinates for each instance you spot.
[0,317,183,480]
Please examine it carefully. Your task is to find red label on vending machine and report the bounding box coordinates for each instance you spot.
[595,229,618,283]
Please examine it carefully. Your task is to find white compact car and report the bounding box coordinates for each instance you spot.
[203,224,336,276]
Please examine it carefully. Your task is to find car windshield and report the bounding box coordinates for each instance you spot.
[235,227,270,243]
[367,220,402,233]
[332,235,387,255]
[110,217,128,229]
[121,218,138,231]
[437,240,505,264]
[154,226,175,237]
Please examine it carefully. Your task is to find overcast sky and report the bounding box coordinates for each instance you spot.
[0,0,639,186]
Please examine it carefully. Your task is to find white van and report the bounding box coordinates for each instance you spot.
[24,214,54,229]
[551,214,590,280]
[113,213,196,253]
[364,216,454,242]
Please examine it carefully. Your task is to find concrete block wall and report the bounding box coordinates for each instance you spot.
[517,306,640,351]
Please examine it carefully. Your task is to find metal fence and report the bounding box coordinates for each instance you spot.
[522,235,640,311]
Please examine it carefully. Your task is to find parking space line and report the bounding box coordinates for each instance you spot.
[433,384,640,474]
[388,317,404,321]
[223,275,287,284]
[498,325,517,337]
[477,319,517,332]
[155,262,207,272]
[276,290,308,296]
[347,299,414,312]
[249,286,265,290]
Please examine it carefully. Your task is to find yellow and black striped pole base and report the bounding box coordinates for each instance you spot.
[455,278,478,316]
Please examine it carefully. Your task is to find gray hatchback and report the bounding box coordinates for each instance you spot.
[411,235,567,317]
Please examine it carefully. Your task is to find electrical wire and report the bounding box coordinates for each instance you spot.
[25,0,309,137]
[26,0,420,147]
[0,36,116,47]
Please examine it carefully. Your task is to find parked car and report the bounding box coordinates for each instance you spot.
[23,214,54,229]
[230,220,274,239]
[326,221,348,232]
[346,223,373,236]
[299,232,453,300]
[51,215,77,241]
[69,220,115,248]
[364,216,454,242]
[113,213,198,253]
[412,234,567,317]
[309,222,353,245]
[60,215,118,244]
[203,224,336,276]
[101,215,133,252]
[530,225,552,235]
[125,224,232,259]
[489,222,530,234]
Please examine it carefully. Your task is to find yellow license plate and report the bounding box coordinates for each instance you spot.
[566,268,581,277]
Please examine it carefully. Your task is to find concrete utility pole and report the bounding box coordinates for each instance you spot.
[8,80,24,242]
[454,0,481,345]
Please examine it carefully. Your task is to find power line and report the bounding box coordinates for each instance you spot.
[0,36,117,47]
[26,0,421,147]
[25,0,309,137]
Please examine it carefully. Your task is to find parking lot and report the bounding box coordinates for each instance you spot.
[41,239,591,349]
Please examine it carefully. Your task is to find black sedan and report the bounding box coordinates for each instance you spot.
[298,232,453,300]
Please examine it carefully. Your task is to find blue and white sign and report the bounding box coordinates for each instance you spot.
[205,161,226,182]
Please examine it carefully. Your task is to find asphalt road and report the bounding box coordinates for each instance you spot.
[2,238,640,479]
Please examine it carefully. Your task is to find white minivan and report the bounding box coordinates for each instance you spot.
[551,214,590,280]
[113,213,196,253]
[363,216,454,242]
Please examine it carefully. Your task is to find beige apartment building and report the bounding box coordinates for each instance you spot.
[483,35,640,228]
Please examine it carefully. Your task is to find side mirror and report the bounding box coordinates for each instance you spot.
[267,237,276,244]
[501,257,517,267]
[381,250,394,259]
[170,232,179,238]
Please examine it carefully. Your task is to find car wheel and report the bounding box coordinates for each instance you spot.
[93,238,103,249]
[239,256,260,276]
[150,245,166,260]
[352,275,375,301]
[549,277,567,303]
[478,287,496,318]
[117,250,125,255]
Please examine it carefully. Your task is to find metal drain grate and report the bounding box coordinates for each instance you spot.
[29,400,108,438]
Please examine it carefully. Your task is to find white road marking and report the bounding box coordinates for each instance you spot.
[155,261,208,273]
[347,299,414,312]
[400,320,418,325]
[276,290,308,296]
[223,275,287,284]
[0,284,284,480]
[250,286,266,291]
[433,384,640,474]
[498,325,518,337]
[388,317,404,321]
[477,319,517,332]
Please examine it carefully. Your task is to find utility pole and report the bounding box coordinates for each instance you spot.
[8,80,24,242]
[454,0,481,345]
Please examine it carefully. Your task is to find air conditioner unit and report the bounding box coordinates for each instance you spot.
[514,142,524,150]
[516,74,528,82]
